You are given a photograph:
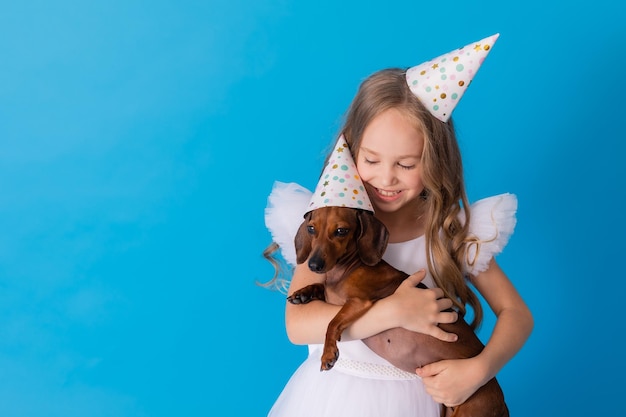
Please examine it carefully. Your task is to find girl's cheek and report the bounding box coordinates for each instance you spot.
[357,166,372,183]
[355,162,366,178]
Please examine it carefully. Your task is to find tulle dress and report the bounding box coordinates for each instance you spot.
[264,181,517,417]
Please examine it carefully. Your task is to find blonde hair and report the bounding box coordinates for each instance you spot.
[258,242,291,294]
[341,68,483,329]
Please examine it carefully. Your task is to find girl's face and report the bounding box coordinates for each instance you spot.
[356,107,425,215]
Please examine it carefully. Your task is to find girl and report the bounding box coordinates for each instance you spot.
[263,34,533,416]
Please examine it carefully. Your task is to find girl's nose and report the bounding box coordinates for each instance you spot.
[380,166,397,187]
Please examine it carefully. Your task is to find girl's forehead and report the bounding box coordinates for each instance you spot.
[359,108,424,156]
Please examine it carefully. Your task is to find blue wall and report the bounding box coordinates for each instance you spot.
[1,0,624,415]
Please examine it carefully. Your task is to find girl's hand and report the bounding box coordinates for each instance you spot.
[416,357,487,407]
[388,270,458,342]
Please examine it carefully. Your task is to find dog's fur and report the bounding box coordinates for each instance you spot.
[288,206,508,417]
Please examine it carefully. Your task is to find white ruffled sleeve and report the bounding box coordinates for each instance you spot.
[463,193,518,276]
[264,181,313,267]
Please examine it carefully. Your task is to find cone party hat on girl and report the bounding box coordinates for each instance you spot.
[406,33,499,122]
[307,135,374,213]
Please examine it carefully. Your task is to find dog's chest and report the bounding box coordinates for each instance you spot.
[323,272,350,305]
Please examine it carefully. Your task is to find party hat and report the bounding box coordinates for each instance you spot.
[307,135,374,213]
[406,33,499,122]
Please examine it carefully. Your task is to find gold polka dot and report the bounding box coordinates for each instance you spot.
[440,93,446,99]
[458,80,465,87]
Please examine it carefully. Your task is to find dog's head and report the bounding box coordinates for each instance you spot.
[294,206,389,273]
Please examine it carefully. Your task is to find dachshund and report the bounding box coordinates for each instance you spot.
[287,205,508,417]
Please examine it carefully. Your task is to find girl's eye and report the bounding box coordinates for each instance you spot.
[364,158,378,165]
[398,163,415,170]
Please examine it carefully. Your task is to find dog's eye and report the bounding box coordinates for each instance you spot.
[335,228,349,237]
[307,226,315,235]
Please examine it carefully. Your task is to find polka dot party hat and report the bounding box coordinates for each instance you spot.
[307,135,374,213]
[406,33,499,122]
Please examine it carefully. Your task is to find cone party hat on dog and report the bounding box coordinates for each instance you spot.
[307,135,374,213]
[406,33,499,122]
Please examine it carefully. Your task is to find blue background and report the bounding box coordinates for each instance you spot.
[1,0,624,415]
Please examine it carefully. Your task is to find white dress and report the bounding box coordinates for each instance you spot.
[265,181,517,417]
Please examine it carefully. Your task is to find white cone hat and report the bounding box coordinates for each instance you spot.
[307,135,374,213]
[406,33,499,122]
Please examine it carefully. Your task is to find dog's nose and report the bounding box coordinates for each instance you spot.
[308,258,325,273]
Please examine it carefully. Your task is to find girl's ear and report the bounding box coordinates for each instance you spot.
[294,212,313,265]
[356,211,389,266]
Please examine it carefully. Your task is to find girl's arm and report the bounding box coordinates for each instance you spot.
[285,263,459,345]
[416,258,533,406]
[470,259,534,381]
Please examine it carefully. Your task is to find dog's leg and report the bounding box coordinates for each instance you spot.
[287,283,326,304]
[321,297,373,370]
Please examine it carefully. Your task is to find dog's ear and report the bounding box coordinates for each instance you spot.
[356,211,389,266]
[294,212,313,265]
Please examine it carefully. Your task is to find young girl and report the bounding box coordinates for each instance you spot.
[263,34,533,416]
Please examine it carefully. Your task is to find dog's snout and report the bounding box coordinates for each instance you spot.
[308,257,326,273]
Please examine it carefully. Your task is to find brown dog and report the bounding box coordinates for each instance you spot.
[288,206,508,417]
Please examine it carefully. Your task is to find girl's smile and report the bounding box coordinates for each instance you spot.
[372,187,403,201]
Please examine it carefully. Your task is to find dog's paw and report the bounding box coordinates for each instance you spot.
[287,284,326,304]
[287,292,310,304]
[320,349,339,371]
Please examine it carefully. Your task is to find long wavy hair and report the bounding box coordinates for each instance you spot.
[262,68,483,329]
